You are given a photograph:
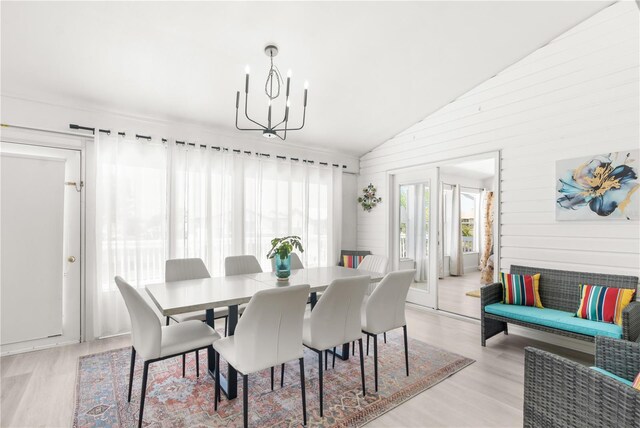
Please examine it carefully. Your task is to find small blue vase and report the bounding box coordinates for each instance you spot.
[275,254,291,280]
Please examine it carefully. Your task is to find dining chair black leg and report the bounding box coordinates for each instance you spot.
[243,374,249,428]
[403,325,409,376]
[352,341,355,356]
[324,350,328,370]
[384,332,387,343]
[332,347,336,368]
[182,354,186,377]
[299,357,307,426]
[366,334,370,356]
[196,350,200,378]
[270,367,274,390]
[138,361,150,428]
[373,334,379,392]
[165,316,170,326]
[224,316,228,337]
[128,347,136,402]
[214,352,220,410]
[358,338,365,396]
[318,351,324,417]
[280,363,285,388]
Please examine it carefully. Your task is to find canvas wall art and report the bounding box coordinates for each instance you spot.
[556,150,639,221]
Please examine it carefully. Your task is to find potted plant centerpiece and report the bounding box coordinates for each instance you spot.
[266,236,304,281]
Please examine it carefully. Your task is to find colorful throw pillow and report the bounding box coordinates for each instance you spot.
[633,372,640,391]
[343,255,365,268]
[576,284,635,326]
[500,272,543,308]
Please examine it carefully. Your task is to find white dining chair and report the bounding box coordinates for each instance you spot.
[358,255,388,289]
[270,252,304,271]
[115,276,221,428]
[351,254,389,353]
[165,258,229,377]
[302,276,369,416]
[224,255,263,276]
[361,269,416,391]
[213,284,310,428]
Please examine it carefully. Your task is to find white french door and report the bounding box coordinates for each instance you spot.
[1,142,81,354]
[389,167,439,308]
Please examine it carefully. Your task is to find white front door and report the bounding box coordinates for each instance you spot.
[389,167,439,308]
[1,142,81,354]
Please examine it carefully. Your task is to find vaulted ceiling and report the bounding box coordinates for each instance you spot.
[1,1,611,156]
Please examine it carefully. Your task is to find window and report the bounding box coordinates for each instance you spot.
[461,192,479,253]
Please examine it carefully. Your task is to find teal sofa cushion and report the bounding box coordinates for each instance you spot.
[590,367,633,386]
[484,303,622,339]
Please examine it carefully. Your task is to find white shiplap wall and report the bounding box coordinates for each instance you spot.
[358,2,640,280]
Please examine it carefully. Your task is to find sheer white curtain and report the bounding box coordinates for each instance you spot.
[449,184,464,276]
[168,144,342,270]
[94,134,168,338]
[413,184,428,282]
[168,145,244,276]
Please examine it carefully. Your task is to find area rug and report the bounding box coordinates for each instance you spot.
[73,332,473,427]
[465,289,481,298]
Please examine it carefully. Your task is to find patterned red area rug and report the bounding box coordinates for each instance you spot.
[73,332,473,427]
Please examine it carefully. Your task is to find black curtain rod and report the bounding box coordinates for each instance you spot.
[69,123,348,169]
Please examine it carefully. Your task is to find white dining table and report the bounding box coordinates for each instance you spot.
[145,266,384,399]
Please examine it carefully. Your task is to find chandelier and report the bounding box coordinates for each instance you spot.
[235,45,308,140]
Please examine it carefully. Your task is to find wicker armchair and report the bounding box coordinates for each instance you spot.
[481,265,640,346]
[524,337,640,427]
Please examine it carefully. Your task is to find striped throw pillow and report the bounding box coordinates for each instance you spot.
[633,372,640,391]
[500,272,543,308]
[343,255,365,268]
[576,284,636,326]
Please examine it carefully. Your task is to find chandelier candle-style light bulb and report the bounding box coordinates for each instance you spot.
[234,44,308,141]
[244,66,250,93]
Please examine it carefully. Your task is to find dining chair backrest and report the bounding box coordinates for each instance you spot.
[224,255,263,276]
[270,252,304,272]
[358,255,388,275]
[309,276,369,350]
[364,269,416,334]
[234,284,310,372]
[115,276,162,360]
[165,258,211,282]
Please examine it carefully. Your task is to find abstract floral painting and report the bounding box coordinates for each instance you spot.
[556,151,639,221]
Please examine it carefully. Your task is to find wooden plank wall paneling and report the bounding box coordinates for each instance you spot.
[357,2,640,280]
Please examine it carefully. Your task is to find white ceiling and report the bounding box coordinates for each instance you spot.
[1,1,611,156]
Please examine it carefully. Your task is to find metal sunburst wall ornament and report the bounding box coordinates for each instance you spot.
[358,183,382,212]
[235,45,308,141]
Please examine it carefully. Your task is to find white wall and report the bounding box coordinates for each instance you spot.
[341,173,358,249]
[358,3,639,282]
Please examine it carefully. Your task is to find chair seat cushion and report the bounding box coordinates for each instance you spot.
[590,367,633,387]
[484,303,623,338]
[160,320,220,357]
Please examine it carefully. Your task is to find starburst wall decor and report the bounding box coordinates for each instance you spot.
[358,183,382,212]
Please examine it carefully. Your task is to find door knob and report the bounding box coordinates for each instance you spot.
[68,256,76,263]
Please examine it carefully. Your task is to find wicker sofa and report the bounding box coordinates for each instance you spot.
[524,337,640,427]
[481,265,640,346]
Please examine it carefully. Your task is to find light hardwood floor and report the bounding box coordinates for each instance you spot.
[438,271,483,319]
[0,308,592,428]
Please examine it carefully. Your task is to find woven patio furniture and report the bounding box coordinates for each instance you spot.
[481,265,640,346]
[523,336,640,427]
